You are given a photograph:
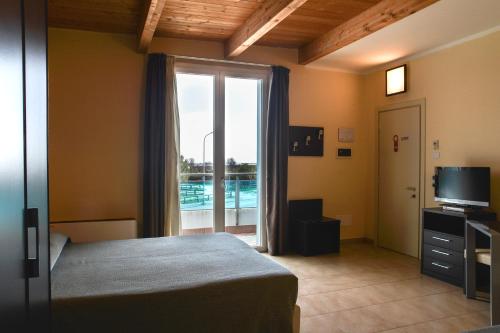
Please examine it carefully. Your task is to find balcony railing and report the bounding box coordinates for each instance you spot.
[180,172,257,211]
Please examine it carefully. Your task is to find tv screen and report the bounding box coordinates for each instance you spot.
[434,167,490,207]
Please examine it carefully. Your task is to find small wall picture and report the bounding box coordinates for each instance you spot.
[338,127,354,143]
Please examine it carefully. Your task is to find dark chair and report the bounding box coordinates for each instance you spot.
[289,199,340,256]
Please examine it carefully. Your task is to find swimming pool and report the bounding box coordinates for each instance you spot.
[180,180,257,211]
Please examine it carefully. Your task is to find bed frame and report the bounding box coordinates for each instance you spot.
[293,305,301,333]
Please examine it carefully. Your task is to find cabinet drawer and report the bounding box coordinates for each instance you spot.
[423,244,464,267]
[423,259,463,280]
[423,230,464,252]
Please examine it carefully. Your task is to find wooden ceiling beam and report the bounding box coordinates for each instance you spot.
[225,0,309,58]
[298,0,439,65]
[137,0,167,52]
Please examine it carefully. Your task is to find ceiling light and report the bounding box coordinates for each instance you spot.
[386,65,407,96]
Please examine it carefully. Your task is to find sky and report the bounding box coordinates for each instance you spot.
[176,73,259,165]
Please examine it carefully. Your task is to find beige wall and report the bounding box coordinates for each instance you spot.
[49,27,500,241]
[362,30,500,239]
[48,29,145,222]
[49,28,369,239]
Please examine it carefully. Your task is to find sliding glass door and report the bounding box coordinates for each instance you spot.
[224,77,263,247]
[177,72,216,234]
[176,63,268,249]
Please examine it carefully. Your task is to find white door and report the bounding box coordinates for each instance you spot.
[378,106,421,257]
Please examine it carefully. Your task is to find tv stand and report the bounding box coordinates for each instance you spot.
[441,205,482,214]
[421,207,495,287]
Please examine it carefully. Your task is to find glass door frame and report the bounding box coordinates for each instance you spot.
[176,60,270,250]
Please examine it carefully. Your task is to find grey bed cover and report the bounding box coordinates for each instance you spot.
[51,233,298,333]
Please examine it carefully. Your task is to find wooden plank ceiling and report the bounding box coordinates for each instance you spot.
[259,0,380,48]
[48,0,438,62]
[48,0,144,35]
[49,0,379,46]
[157,0,265,41]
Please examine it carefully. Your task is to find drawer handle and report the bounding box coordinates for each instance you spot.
[432,236,450,243]
[431,249,450,256]
[431,262,450,270]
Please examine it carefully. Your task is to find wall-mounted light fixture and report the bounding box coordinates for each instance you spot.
[385,64,407,96]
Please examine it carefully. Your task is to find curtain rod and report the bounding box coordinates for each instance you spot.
[172,54,272,68]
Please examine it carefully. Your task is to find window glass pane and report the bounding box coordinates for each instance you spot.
[224,77,260,247]
[177,73,215,234]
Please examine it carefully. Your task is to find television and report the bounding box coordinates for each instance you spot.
[434,167,490,208]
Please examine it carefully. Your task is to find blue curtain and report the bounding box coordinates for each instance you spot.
[143,54,166,237]
[266,66,290,255]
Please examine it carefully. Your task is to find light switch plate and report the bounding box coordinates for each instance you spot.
[337,148,352,158]
[432,139,440,150]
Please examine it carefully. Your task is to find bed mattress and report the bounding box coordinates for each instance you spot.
[51,232,297,333]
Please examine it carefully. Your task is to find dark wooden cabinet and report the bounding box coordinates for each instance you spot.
[421,208,495,287]
[289,199,341,256]
[293,217,340,256]
[0,0,50,330]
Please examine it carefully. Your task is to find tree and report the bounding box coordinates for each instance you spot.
[180,155,191,181]
[180,155,191,173]
[237,163,256,179]
[226,157,237,172]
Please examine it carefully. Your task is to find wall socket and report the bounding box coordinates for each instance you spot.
[335,214,352,226]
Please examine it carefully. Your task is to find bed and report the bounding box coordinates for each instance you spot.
[51,232,298,333]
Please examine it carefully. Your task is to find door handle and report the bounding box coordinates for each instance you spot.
[406,186,416,191]
[431,262,450,270]
[431,249,450,256]
[24,208,40,278]
[220,177,226,190]
[432,236,450,243]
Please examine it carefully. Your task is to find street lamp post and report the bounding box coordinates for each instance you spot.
[202,131,214,185]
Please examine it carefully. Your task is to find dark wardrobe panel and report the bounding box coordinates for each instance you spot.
[0,0,28,329]
[24,0,50,329]
[1,0,50,330]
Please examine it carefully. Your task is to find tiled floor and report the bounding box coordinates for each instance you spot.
[269,242,490,333]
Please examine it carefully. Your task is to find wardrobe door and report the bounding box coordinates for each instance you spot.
[24,0,50,329]
[0,0,28,329]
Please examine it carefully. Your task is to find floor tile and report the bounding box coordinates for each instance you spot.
[267,242,491,333]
